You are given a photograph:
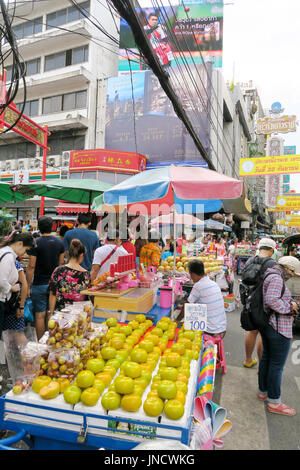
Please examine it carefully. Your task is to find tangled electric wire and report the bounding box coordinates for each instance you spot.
[0,0,27,133]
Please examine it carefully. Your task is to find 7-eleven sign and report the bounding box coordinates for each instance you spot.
[14,170,29,184]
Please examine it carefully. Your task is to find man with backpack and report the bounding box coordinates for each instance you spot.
[240,238,277,367]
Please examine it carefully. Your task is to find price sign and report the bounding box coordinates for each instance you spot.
[184,303,207,331]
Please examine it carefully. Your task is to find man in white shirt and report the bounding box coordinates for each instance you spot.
[187,259,226,336]
[90,231,128,282]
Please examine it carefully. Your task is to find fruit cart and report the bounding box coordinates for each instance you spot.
[0,334,203,450]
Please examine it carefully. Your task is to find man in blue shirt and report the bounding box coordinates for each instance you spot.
[63,213,99,271]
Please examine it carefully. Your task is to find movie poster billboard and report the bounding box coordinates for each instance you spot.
[119,1,224,73]
[105,63,211,166]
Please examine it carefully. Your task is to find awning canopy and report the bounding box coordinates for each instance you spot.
[56,202,90,214]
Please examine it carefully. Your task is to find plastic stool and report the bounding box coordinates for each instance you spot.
[204,333,227,374]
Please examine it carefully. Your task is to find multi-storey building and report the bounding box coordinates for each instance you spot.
[0,0,119,218]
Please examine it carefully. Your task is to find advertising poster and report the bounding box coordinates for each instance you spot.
[119,1,224,72]
[105,63,211,166]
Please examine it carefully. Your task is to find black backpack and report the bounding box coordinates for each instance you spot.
[240,257,278,331]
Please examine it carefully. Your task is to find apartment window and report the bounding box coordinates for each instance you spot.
[6,58,40,83]
[46,1,90,29]
[16,99,39,117]
[0,142,36,161]
[43,90,87,114]
[45,132,85,156]
[26,58,41,76]
[44,45,88,72]
[12,17,43,40]
[43,95,63,114]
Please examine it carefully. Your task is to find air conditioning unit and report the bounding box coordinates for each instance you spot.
[4,159,17,171]
[29,158,41,170]
[48,155,61,168]
[17,159,29,170]
[62,151,70,168]
[0,160,6,171]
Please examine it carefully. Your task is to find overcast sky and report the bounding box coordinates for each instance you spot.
[222,0,300,192]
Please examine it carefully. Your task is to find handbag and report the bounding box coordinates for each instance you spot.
[23,298,34,324]
[4,290,20,315]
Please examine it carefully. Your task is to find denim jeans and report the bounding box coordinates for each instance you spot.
[258,323,291,404]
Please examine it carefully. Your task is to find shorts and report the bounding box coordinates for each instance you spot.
[31,284,49,314]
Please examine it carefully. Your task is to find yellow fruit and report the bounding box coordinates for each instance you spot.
[32,376,52,393]
[39,381,60,400]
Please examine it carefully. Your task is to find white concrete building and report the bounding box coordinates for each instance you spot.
[0,0,119,185]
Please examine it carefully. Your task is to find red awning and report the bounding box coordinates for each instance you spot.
[56,202,90,214]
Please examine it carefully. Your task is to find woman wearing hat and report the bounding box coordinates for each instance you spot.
[258,256,300,416]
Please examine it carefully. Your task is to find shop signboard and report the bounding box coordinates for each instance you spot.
[118,1,224,72]
[69,149,147,174]
[239,154,300,177]
[105,64,211,166]
[256,115,297,135]
[0,170,61,184]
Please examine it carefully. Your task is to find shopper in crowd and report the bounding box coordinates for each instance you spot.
[0,231,34,339]
[139,229,161,270]
[26,216,64,340]
[58,225,70,240]
[242,238,276,368]
[63,213,99,271]
[161,241,174,261]
[187,259,227,336]
[176,233,187,255]
[90,230,128,282]
[2,260,29,348]
[121,229,136,260]
[258,256,300,416]
[49,239,90,313]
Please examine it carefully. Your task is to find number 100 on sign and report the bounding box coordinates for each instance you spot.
[184,304,207,331]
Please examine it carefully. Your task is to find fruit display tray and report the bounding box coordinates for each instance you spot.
[0,345,203,450]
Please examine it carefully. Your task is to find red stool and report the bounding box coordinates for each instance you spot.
[204,333,227,374]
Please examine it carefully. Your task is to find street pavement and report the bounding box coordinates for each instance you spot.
[214,305,300,450]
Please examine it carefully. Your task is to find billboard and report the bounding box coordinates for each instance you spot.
[105,64,211,166]
[119,1,224,72]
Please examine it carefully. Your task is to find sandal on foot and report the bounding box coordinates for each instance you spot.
[267,403,296,416]
[243,359,258,368]
[258,393,267,401]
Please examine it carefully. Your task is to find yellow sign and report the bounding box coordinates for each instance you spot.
[276,196,300,211]
[239,154,300,177]
[276,219,300,227]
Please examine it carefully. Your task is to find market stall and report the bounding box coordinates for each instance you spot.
[0,302,208,450]
[234,242,256,274]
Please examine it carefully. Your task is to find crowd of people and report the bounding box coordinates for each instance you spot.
[0,214,299,419]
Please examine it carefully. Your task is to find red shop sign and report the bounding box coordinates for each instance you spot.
[69,149,147,173]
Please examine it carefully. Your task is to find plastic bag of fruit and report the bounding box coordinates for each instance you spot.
[46,347,81,381]
[74,337,91,366]
[62,306,89,338]
[47,312,78,348]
